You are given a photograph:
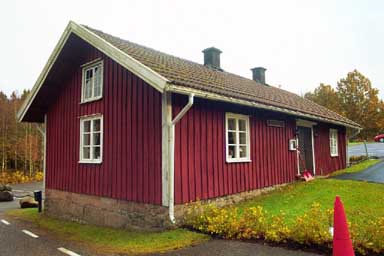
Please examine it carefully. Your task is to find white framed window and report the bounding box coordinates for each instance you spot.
[329,128,338,157]
[80,115,103,163]
[225,113,251,163]
[81,60,103,103]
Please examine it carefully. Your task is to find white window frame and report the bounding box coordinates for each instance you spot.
[225,113,251,163]
[79,114,103,164]
[330,128,339,157]
[81,59,103,103]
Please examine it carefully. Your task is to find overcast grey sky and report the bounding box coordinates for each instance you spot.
[1,0,383,98]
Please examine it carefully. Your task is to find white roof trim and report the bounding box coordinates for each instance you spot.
[165,84,361,130]
[17,21,168,122]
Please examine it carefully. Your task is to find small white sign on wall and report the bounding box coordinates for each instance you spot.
[289,139,298,151]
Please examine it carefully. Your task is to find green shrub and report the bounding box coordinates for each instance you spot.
[264,212,290,243]
[184,202,241,239]
[237,206,268,240]
[290,203,332,247]
[184,202,384,255]
[350,217,384,255]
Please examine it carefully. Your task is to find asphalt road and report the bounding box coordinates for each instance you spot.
[335,160,384,183]
[0,182,43,213]
[0,182,96,256]
[0,214,100,256]
[348,142,384,157]
[161,240,320,256]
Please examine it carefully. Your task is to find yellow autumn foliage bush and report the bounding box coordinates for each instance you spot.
[290,203,333,247]
[184,201,384,255]
[0,170,43,185]
[350,217,384,255]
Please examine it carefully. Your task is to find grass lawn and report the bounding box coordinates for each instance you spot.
[330,159,380,176]
[238,160,383,227]
[348,141,375,146]
[7,209,209,255]
[184,160,384,254]
[348,141,364,146]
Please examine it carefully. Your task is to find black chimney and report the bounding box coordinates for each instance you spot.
[251,67,267,84]
[202,47,222,70]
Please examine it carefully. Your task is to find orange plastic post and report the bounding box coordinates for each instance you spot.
[333,196,354,256]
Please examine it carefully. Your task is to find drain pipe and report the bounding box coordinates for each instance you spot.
[346,128,362,167]
[36,114,47,207]
[169,93,194,223]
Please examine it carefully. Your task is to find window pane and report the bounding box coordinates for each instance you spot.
[83,120,91,132]
[93,132,101,146]
[84,69,93,100]
[93,146,101,160]
[239,132,247,144]
[239,146,247,158]
[228,146,236,159]
[83,133,90,146]
[83,147,90,159]
[228,118,236,130]
[86,69,93,79]
[94,66,101,97]
[228,132,236,144]
[94,82,101,97]
[85,79,92,99]
[93,119,101,132]
[239,119,246,131]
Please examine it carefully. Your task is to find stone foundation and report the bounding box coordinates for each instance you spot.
[44,189,172,231]
[45,184,284,230]
[173,184,285,221]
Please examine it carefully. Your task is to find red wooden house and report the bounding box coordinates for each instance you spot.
[18,21,361,229]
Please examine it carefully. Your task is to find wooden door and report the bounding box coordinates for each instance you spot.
[297,126,313,173]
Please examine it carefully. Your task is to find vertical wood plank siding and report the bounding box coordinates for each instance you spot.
[314,124,347,175]
[45,43,162,205]
[173,95,347,204]
[173,95,298,204]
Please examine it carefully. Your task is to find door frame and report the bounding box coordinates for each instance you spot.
[296,119,317,175]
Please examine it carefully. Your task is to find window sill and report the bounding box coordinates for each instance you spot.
[330,154,339,158]
[79,160,103,164]
[226,158,252,163]
[80,96,103,104]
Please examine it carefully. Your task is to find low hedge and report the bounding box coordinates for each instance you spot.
[0,170,43,185]
[349,155,368,163]
[184,202,383,255]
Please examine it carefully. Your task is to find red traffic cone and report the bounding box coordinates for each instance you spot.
[333,196,354,256]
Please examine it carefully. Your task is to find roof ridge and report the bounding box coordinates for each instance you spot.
[83,26,212,69]
[83,26,315,102]
[83,25,273,86]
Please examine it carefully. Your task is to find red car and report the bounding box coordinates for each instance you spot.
[374,134,384,142]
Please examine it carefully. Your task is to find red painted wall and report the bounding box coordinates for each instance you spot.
[314,124,347,175]
[173,95,299,204]
[173,95,347,204]
[45,37,162,205]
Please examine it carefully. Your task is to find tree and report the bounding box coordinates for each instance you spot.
[0,91,10,172]
[304,83,341,114]
[0,90,43,175]
[305,70,383,140]
[337,70,382,139]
